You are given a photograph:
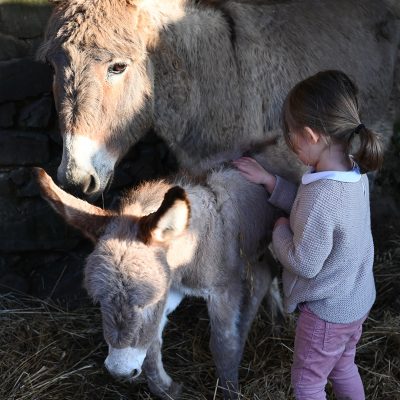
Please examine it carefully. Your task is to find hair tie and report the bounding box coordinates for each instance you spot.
[354,123,365,134]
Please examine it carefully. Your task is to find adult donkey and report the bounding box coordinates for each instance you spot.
[35,161,280,399]
[38,0,400,199]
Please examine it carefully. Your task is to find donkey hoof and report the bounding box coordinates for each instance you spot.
[165,381,183,398]
[148,379,182,399]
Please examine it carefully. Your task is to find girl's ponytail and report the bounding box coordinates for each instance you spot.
[352,125,384,173]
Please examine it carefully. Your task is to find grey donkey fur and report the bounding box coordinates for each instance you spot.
[38,0,400,198]
[35,157,282,399]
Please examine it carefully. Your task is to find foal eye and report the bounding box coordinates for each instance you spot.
[108,63,127,74]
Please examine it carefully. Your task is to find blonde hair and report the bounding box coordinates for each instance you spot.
[281,70,384,173]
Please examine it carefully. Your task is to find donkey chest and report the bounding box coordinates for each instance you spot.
[176,284,211,299]
[171,269,214,299]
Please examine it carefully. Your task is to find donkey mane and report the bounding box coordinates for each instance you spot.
[39,0,143,61]
[39,0,288,62]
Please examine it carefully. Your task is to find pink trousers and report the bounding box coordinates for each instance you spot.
[291,304,367,400]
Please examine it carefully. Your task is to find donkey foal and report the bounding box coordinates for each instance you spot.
[35,165,280,399]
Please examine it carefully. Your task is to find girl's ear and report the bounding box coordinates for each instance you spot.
[304,126,320,144]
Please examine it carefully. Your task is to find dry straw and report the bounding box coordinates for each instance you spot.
[1,240,399,400]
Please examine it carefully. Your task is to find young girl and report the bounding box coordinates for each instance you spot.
[233,70,383,400]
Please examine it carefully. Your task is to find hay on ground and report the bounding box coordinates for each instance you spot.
[1,244,399,400]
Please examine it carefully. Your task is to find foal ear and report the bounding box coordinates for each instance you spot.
[138,186,191,244]
[33,168,114,242]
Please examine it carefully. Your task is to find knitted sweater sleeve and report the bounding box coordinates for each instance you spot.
[268,176,298,214]
[272,188,334,279]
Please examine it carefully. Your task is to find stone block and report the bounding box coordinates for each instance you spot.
[0,2,52,38]
[0,195,83,252]
[0,32,30,61]
[0,130,50,165]
[0,272,29,295]
[47,125,63,145]
[0,36,45,61]
[0,102,16,128]
[0,57,52,102]
[9,167,41,197]
[30,248,90,307]
[0,171,13,196]
[19,95,53,128]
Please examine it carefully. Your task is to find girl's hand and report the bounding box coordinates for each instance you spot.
[233,157,276,193]
[274,217,290,229]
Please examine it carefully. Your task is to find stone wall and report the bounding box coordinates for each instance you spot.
[0,2,177,306]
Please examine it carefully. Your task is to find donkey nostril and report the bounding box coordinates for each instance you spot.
[88,175,96,192]
[130,368,141,380]
[83,174,100,195]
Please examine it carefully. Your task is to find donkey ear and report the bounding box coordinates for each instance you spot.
[138,186,191,244]
[33,168,114,242]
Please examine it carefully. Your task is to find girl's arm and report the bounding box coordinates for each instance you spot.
[233,157,298,213]
[232,157,276,192]
[272,191,334,278]
[268,175,298,214]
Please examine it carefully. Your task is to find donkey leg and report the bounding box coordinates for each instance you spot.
[239,253,284,347]
[143,289,184,399]
[142,338,182,399]
[237,260,272,351]
[207,290,243,400]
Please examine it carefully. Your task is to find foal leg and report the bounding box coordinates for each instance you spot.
[143,289,184,399]
[237,258,273,352]
[142,338,182,399]
[207,288,243,400]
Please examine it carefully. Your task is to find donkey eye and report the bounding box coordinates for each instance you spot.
[108,63,127,74]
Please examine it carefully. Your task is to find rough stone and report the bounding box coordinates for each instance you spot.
[19,95,53,128]
[0,36,44,61]
[0,2,52,38]
[0,57,52,102]
[9,167,41,197]
[0,130,50,166]
[0,102,16,127]
[0,196,83,252]
[47,125,63,146]
[0,171,13,196]
[9,167,30,186]
[30,246,91,308]
[0,272,29,295]
[0,32,30,61]
[6,252,61,278]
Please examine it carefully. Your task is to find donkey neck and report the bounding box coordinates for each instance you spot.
[135,0,187,46]
[149,1,243,164]
[165,179,233,295]
[165,183,217,271]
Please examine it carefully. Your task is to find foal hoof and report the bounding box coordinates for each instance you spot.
[165,381,183,398]
[148,379,183,399]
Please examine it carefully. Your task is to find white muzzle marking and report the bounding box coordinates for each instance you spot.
[104,346,147,379]
[59,133,118,190]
